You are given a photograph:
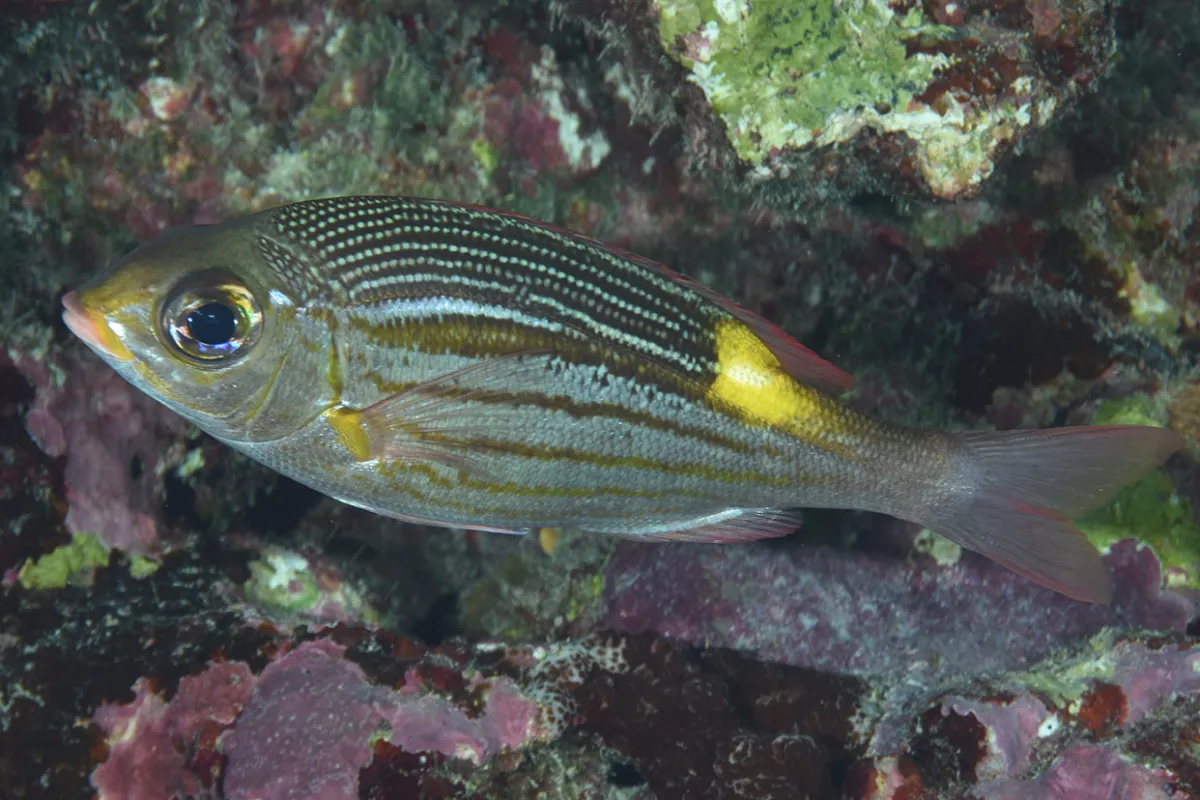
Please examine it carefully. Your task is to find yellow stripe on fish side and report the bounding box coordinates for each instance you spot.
[707,317,853,455]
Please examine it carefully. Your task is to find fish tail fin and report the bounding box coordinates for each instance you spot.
[925,425,1182,604]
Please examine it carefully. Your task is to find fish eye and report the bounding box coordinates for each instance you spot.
[161,275,262,364]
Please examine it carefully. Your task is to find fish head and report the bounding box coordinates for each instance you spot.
[62,215,333,443]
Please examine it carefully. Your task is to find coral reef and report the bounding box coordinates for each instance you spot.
[2,0,1200,798]
[848,633,1200,798]
[567,0,1120,200]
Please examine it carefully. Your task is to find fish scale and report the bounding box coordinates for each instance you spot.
[63,195,1183,603]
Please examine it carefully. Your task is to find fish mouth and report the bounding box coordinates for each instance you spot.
[62,290,135,362]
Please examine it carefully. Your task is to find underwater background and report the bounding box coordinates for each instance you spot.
[1,0,1199,797]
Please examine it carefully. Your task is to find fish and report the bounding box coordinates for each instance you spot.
[62,195,1182,604]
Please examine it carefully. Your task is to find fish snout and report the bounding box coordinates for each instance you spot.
[62,290,134,362]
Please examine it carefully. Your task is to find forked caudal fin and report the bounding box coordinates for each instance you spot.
[927,425,1182,604]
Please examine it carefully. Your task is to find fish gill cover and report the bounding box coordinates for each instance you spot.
[1,0,1199,799]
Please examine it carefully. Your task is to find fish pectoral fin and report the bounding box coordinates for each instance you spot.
[324,351,558,478]
[592,508,804,543]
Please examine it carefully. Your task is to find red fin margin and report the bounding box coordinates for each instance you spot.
[625,252,855,396]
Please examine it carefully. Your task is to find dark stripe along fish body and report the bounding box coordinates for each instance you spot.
[64,196,1184,603]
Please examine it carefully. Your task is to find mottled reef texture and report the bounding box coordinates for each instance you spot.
[2,0,1200,798]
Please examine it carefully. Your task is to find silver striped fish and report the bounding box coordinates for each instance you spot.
[63,196,1181,603]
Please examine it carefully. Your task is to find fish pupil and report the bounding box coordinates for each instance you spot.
[186,302,237,345]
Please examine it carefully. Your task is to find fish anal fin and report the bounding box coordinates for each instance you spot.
[638,508,804,543]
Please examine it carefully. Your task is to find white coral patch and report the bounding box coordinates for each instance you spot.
[714,0,750,24]
[532,47,611,172]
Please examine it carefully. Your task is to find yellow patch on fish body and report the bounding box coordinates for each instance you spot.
[324,406,374,462]
[707,318,854,457]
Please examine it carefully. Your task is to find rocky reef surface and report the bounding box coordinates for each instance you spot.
[2,1,1199,798]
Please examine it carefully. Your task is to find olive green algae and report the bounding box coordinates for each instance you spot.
[19,533,110,590]
[245,548,322,614]
[1074,397,1200,590]
[654,0,1057,196]
[657,0,942,161]
[243,546,380,624]
[1079,471,1200,590]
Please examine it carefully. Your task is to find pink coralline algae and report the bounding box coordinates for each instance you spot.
[605,521,1197,679]
[221,639,547,800]
[1109,640,1200,727]
[480,34,611,182]
[85,634,557,800]
[91,661,255,799]
[606,539,1097,678]
[848,638,1200,798]
[937,695,1051,781]
[976,745,1183,800]
[222,640,386,800]
[20,353,189,556]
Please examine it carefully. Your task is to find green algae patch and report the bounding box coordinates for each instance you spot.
[19,533,110,590]
[244,548,322,614]
[911,528,963,567]
[1092,394,1169,429]
[1078,471,1200,590]
[1015,629,1119,707]
[1076,394,1198,588]
[128,555,162,579]
[471,136,499,177]
[654,0,1070,197]
[656,1,948,161]
[242,546,380,625]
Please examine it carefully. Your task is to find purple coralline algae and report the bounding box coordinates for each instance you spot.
[91,662,255,799]
[223,638,548,800]
[20,353,188,557]
[220,641,381,800]
[845,635,1200,798]
[85,634,561,800]
[3,0,1200,797]
[603,534,1193,679]
[977,745,1181,800]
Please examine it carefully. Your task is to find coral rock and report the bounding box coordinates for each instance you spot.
[641,0,1117,198]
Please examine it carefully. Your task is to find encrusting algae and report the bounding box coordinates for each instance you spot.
[63,196,1182,604]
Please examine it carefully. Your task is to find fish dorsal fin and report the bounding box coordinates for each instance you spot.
[439,200,854,395]
[622,251,855,396]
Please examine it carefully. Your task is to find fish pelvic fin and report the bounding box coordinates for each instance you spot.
[924,425,1182,605]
